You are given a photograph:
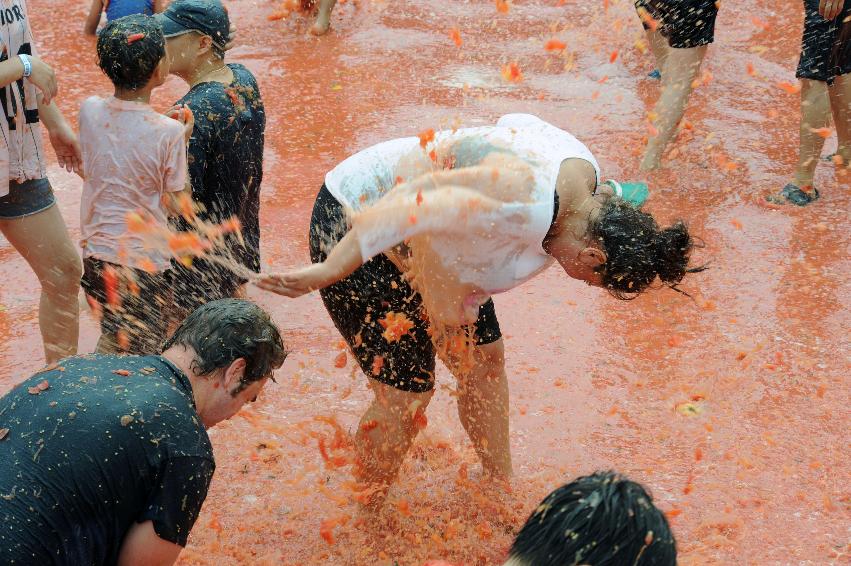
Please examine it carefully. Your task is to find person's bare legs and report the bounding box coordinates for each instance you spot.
[0,205,81,363]
[646,29,669,74]
[641,44,708,170]
[790,79,831,188]
[828,73,851,165]
[441,338,512,479]
[354,379,433,503]
[310,0,337,36]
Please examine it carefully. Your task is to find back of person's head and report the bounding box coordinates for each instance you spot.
[592,199,703,299]
[97,14,166,91]
[162,299,287,394]
[507,471,676,566]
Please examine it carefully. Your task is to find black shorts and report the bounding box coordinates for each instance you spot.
[635,0,719,49]
[81,258,170,354]
[797,0,851,84]
[0,178,56,219]
[309,184,502,393]
[168,255,250,321]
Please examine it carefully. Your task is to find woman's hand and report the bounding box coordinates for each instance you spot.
[165,104,194,142]
[27,56,58,105]
[48,122,82,176]
[820,0,844,20]
[254,263,334,297]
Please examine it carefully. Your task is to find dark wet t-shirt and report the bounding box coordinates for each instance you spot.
[0,355,215,565]
[176,63,265,275]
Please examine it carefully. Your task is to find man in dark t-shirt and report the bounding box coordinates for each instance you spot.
[0,299,286,566]
[156,0,266,318]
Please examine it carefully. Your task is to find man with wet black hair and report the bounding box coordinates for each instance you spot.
[505,471,676,566]
[0,299,286,566]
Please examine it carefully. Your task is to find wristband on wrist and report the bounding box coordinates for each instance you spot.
[18,54,32,78]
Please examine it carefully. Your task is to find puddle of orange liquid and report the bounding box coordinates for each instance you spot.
[1,1,848,564]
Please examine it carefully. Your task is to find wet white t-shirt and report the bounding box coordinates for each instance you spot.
[79,96,186,270]
[324,113,601,293]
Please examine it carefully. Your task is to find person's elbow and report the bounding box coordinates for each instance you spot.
[118,521,183,566]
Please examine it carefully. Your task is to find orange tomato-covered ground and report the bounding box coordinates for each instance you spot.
[1,0,849,564]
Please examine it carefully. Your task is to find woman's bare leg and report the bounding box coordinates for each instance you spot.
[641,45,708,170]
[792,79,831,188]
[828,73,851,165]
[442,338,512,479]
[310,0,337,36]
[354,380,434,503]
[646,29,669,72]
[0,205,81,363]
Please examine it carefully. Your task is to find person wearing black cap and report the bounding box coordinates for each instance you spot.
[155,0,267,322]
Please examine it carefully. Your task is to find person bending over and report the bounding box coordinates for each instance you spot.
[258,114,703,504]
[84,0,166,35]
[0,299,286,565]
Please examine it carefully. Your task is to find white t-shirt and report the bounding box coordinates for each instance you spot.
[0,0,47,196]
[79,96,186,270]
[324,114,600,294]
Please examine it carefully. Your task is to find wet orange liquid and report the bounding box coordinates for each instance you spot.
[1,0,848,564]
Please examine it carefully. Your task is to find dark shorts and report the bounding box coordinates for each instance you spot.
[168,256,249,322]
[309,184,502,393]
[797,0,851,84]
[0,178,56,219]
[81,257,170,354]
[635,0,719,49]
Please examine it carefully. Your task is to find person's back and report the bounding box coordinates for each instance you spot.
[0,354,213,564]
[79,94,186,270]
[176,62,265,265]
[85,0,158,35]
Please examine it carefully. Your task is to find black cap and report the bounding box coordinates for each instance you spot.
[155,0,229,50]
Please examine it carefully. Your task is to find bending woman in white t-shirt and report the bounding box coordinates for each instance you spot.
[0,0,83,363]
[258,114,702,500]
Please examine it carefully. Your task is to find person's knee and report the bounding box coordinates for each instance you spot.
[451,339,506,384]
[41,252,82,296]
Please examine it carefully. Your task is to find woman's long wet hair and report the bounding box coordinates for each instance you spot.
[509,471,677,566]
[592,199,703,299]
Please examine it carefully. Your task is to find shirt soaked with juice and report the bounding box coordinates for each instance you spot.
[0,355,214,565]
[79,96,187,270]
[324,113,601,294]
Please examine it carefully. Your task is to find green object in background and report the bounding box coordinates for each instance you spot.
[604,180,649,208]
